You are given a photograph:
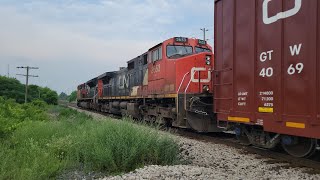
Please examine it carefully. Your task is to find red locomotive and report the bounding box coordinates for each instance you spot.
[77,37,220,132]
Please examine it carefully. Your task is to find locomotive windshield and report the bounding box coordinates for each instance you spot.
[167,45,193,58]
[195,47,211,53]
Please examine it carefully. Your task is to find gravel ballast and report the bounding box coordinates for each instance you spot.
[104,136,320,180]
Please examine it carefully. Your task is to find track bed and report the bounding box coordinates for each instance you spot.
[68,104,320,179]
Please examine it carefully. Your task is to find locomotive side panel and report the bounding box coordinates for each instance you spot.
[139,53,149,96]
[114,68,129,97]
[148,45,166,95]
[127,57,139,96]
[127,53,148,97]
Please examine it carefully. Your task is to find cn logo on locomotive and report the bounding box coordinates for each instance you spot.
[263,0,302,24]
[119,75,129,89]
[191,67,211,83]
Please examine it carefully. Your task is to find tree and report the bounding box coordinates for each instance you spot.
[40,87,58,105]
[59,92,68,100]
[68,91,77,102]
[28,85,41,100]
[0,76,25,103]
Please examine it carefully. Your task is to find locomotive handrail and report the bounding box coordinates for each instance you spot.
[177,72,190,93]
[93,89,99,103]
[183,69,205,111]
[176,71,190,114]
[177,69,208,111]
[184,78,193,110]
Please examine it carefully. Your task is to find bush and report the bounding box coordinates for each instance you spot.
[0,97,48,137]
[68,91,77,102]
[0,105,180,179]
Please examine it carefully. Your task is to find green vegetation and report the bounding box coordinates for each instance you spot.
[0,76,58,104]
[39,87,59,105]
[0,97,48,138]
[0,76,25,103]
[58,92,68,100]
[0,98,180,180]
[67,90,77,102]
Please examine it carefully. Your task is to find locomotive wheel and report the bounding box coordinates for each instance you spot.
[281,136,317,158]
[142,115,150,123]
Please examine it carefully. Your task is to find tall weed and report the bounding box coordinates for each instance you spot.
[0,100,180,179]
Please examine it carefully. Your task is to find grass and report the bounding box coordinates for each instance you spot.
[0,107,180,180]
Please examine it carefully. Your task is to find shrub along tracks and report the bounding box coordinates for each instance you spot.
[0,101,180,180]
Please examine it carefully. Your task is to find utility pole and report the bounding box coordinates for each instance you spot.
[200,28,209,41]
[16,66,39,103]
[7,64,9,78]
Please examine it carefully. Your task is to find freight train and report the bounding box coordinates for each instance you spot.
[77,37,219,132]
[77,0,320,158]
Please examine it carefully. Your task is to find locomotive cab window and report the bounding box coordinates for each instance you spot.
[128,62,134,70]
[143,54,148,65]
[195,47,211,53]
[167,45,193,59]
[151,46,162,62]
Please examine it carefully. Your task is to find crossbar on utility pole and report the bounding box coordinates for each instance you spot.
[16,66,39,103]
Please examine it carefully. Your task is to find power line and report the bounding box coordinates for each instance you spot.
[16,66,39,103]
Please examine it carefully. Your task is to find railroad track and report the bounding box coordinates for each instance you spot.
[173,128,320,174]
[65,103,320,174]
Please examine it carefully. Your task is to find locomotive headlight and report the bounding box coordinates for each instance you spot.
[205,55,211,65]
[203,85,210,93]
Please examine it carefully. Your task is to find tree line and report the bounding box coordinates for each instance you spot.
[0,76,58,104]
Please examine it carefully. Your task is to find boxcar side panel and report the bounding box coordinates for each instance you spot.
[215,0,320,139]
[255,0,283,129]
[233,0,256,122]
[214,0,234,120]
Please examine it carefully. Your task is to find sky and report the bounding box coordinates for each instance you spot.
[0,0,214,94]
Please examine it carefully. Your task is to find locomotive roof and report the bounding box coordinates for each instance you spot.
[148,43,162,51]
[127,52,147,64]
[86,77,97,87]
[127,57,138,64]
[97,71,116,80]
